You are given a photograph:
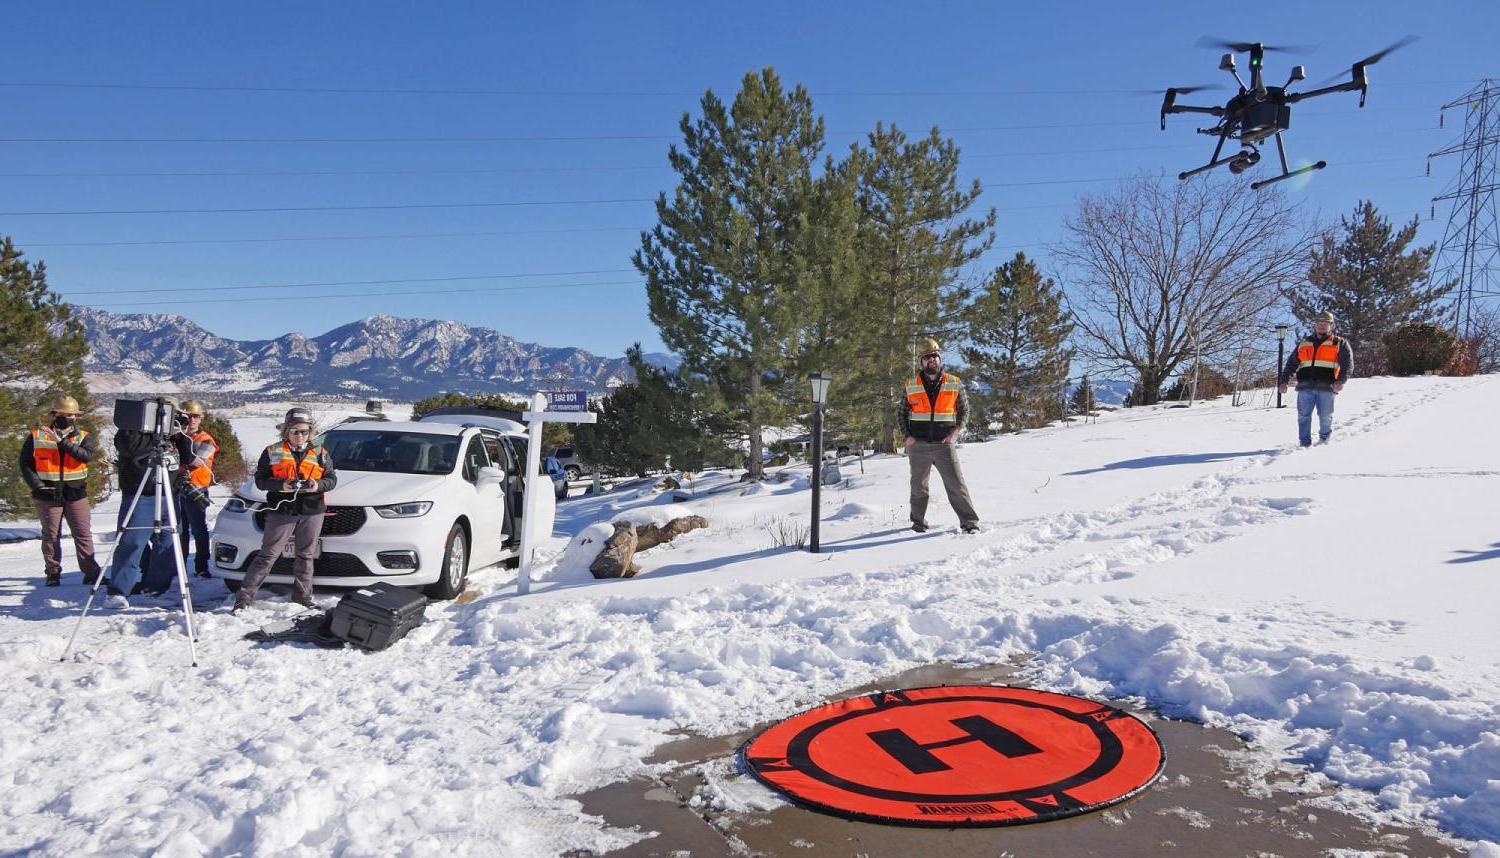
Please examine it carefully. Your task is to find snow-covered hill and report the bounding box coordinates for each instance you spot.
[74,306,675,399]
[1,375,1497,855]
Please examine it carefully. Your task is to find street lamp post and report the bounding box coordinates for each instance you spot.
[808,372,832,553]
[1274,324,1291,408]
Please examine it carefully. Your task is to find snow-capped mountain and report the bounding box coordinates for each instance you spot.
[74,307,674,399]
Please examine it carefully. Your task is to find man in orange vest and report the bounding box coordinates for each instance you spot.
[18,395,102,587]
[233,407,338,611]
[1278,311,1354,447]
[900,338,980,533]
[176,400,218,578]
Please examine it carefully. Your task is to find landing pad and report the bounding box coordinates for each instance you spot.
[741,685,1164,826]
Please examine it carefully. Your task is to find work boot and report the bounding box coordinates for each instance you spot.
[291,593,317,609]
[961,523,980,534]
[230,596,252,613]
[104,594,130,610]
[194,568,213,579]
[82,572,100,586]
[912,521,930,533]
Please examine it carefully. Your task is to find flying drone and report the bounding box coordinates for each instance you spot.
[1160,36,1416,189]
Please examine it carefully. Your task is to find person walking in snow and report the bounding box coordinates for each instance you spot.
[900,337,980,534]
[1278,311,1354,447]
[19,394,103,587]
[233,408,337,612]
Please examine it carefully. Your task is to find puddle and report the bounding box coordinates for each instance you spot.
[574,661,1465,857]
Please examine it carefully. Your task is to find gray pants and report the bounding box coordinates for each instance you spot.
[239,512,322,601]
[34,496,102,582]
[909,441,979,527]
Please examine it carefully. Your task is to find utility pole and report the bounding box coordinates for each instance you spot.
[1429,79,1500,337]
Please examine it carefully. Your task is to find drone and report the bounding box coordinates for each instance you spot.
[1160,36,1416,190]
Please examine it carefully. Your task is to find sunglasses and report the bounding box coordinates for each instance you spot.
[921,353,941,360]
[288,429,311,436]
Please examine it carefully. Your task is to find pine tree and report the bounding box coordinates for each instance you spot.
[961,253,1073,432]
[1069,373,1096,416]
[830,124,995,451]
[1290,201,1447,376]
[635,68,824,479]
[200,412,249,486]
[0,237,94,515]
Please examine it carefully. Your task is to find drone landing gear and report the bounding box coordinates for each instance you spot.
[1249,132,1325,190]
[1178,128,1237,180]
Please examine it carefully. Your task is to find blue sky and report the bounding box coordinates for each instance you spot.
[3,1,1495,358]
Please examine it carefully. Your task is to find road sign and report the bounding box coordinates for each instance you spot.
[545,390,588,412]
[741,685,1164,826]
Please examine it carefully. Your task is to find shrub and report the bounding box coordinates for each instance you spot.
[1382,323,1458,377]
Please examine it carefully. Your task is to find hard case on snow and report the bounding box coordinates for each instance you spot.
[329,583,427,651]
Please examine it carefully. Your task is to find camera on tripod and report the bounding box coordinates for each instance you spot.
[113,397,211,509]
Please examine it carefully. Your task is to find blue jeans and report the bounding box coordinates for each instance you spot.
[107,491,182,596]
[1296,388,1336,447]
[178,491,210,573]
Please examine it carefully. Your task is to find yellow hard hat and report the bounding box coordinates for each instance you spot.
[1315,311,1335,324]
[918,337,942,357]
[180,400,207,417]
[49,395,81,416]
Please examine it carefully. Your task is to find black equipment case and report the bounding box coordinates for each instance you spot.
[329,583,427,651]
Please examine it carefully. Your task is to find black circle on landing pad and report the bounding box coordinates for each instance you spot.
[739,685,1166,827]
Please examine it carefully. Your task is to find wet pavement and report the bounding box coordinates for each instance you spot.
[573,662,1466,857]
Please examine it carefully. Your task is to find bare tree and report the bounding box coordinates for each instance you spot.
[1056,175,1314,405]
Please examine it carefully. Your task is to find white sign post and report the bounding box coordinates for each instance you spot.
[517,392,596,595]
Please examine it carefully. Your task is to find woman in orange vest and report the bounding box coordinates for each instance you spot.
[233,408,337,611]
[18,395,101,587]
[176,400,218,578]
[1277,311,1354,447]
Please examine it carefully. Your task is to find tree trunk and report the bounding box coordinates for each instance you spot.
[746,367,764,479]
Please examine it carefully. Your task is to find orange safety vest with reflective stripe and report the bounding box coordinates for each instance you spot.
[1296,335,1344,380]
[32,428,90,482]
[905,372,961,423]
[188,429,218,488]
[266,442,328,482]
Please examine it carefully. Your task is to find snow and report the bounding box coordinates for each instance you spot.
[0,375,1497,855]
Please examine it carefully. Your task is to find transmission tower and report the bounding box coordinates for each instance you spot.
[1429,79,1500,336]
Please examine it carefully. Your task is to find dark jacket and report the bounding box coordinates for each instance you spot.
[20,426,100,502]
[1279,333,1354,390]
[255,442,338,516]
[114,429,194,499]
[899,369,970,443]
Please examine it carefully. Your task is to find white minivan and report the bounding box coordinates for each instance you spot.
[211,415,555,599]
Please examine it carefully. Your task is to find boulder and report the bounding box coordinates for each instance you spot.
[635,514,710,552]
[589,522,640,579]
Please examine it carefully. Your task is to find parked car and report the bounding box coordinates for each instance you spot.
[212,417,556,600]
[547,445,588,481]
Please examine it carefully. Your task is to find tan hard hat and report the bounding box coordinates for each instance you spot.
[1315,311,1335,324]
[918,337,942,356]
[49,395,81,416]
[180,400,207,417]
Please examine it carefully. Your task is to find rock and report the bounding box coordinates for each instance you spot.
[655,475,681,490]
[589,522,640,579]
[635,515,709,552]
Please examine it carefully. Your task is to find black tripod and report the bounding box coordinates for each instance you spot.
[62,442,201,666]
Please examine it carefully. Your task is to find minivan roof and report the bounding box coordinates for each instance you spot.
[415,412,527,435]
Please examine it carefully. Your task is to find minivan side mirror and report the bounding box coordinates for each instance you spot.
[477,465,506,484]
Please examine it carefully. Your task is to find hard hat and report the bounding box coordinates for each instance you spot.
[180,400,207,417]
[49,395,81,416]
[278,407,316,430]
[1315,311,1335,324]
[918,337,942,357]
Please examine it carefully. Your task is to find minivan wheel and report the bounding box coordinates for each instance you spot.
[425,523,468,600]
[564,465,582,481]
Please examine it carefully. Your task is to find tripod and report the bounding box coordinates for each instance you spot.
[62,446,201,666]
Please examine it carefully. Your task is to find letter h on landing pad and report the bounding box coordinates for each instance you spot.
[867,715,1043,774]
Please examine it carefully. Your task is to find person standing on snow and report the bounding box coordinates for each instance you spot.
[899,337,980,534]
[176,400,218,578]
[233,408,337,612]
[18,394,103,587]
[1278,311,1354,447]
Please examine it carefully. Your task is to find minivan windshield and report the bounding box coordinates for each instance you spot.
[323,430,460,475]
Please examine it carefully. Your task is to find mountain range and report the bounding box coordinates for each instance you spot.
[74,307,673,402]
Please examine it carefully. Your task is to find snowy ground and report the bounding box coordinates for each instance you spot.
[1,376,1497,856]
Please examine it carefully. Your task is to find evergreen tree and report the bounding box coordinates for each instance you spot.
[1291,201,1447,376]
[635,68,823,479]
[200,412,249,486]
[831,124,995,451]
[0,238,95,515]
[1069,373,1096,415]
[961,253,1074,432]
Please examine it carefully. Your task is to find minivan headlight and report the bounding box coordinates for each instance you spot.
[224,496,261,514]
[374,501,433,518]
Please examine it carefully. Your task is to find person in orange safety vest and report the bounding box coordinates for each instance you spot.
[176,400,219,577]
[1278,311,1354,447]
[18,394,102,587]
[899,338,980,534]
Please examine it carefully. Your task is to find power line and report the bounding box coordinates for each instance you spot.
[66,267,639,296]
[21,225,644,248]
[83,278,643,308]
[1,198,1076,217]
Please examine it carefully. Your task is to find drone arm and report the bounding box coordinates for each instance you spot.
[1161,100,1225,130]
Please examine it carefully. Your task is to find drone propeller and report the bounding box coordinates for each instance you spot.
[1196,37,1313,54]
[1309,35,1419,87]
[1136,83,1222,97]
